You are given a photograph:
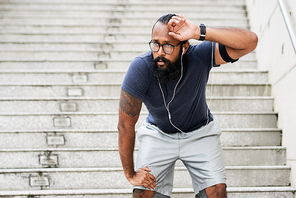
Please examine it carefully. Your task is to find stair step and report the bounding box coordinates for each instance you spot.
[0,47,256,62]
[0,52,256,62]
[221,128,282,147]
[0,187,295,198]
[0,0,246,6]
[0,147,286,168]
[0,19,248,28]
[0,70,267,84]
[0,83,271,97]
[0,35,155,43]
[0,25,156,34]
[0,24,248,32]
[0,46,254,60]
[0,51,146,60]
[0,60,258,70]
[0,96,274,113]
[0,12,247,20]
[0,43,150,50]
[0,112,277,130]
[0,166,290,190]
[0,4,247,13]
[0,128,282,149]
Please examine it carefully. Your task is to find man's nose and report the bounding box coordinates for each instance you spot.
[157,46,166,56]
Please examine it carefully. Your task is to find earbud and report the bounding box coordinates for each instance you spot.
[182,47,185,54]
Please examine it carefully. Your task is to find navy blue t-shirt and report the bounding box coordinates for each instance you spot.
[121,41,219,133]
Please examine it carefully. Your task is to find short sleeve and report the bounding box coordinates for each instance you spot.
[121,56,151,100]
[192,41,220,69]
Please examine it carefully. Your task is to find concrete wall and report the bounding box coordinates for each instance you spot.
[246,0,296,188]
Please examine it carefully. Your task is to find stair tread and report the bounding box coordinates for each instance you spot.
[0,111,278,115]
[0,128,282,133]
[0,166,291,173]
[0,96,274,100]
[0,146,286,151]
[0,69,261,73]
[0,187,294,195]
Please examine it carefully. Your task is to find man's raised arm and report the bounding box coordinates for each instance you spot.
[167,14,258,65]
[117,89,156,189]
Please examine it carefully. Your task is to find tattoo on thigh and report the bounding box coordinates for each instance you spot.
[120,90,142,118]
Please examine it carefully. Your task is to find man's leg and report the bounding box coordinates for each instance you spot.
[134,122,179,197]
[133,189,155,198]
[179,121,226,198]
[195,184,227,198]
[205,183,227,198]
[133,189,170,198]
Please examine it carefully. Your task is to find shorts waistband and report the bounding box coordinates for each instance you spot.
[143,120,220,140]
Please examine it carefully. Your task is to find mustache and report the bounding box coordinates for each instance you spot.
[153,56,170,65]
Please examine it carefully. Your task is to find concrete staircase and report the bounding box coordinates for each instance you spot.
[0,0,295,197]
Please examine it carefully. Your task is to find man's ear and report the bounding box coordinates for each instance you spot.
[182,41,190,54]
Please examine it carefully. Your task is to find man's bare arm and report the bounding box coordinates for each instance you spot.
[167,14,258,65]
[117,89,156,189]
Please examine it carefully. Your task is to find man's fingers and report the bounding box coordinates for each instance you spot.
[168,19,179,28]
[171,16,181,22]
[168,32,182,40]
[144,178,156,189]
[143,171,156,189]
[148,172,156,182]
[177,14,185,20]
[133,167,156,189]
[141,166,151,172]
[142,168,156,183]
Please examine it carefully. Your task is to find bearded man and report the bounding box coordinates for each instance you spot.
[117,14,258,198]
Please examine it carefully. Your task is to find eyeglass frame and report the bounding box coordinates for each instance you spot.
[149,40,184,55]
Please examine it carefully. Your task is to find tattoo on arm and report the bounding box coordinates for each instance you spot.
[119,90,142,118]
[124,162,128,175]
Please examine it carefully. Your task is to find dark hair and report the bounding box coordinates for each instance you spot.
[151,14,188,45]
[152,13,177,32]
[157,14,177,25]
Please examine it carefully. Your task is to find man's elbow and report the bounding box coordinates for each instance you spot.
[249,32,258,52]
[117,121,134,135]
[117,122,126,134]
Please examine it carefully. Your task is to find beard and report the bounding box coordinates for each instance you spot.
[151,52,182,83]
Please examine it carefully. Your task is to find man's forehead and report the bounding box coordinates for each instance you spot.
[152,22,177,43]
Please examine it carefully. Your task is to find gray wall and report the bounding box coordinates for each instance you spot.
[246,0,296,188]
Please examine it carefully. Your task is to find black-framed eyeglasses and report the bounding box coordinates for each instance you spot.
[149,40,182,55]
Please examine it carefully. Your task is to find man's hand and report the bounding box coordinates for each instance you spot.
[167,14,258,65]
[167,14,199,41]
[128,166,156,190]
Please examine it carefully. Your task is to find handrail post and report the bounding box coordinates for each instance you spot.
[278,0,296,54]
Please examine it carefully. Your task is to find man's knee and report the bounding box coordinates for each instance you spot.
[204,183,227,198]
[133,189,155,198]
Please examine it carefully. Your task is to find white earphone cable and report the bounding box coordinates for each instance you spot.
[158,42,215,133]
[158,50,185,133]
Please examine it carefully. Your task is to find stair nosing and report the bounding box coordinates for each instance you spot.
[0,166,291,173]
[0,187,294,195]
[0,128,282,133]
[0,146,286,152]
[0,111,278,116]
[0,96,274,101]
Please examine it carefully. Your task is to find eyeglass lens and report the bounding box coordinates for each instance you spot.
[149,42,174,54]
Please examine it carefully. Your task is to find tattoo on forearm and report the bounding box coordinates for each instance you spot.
[120,90,142,117]
[124,162,128,175]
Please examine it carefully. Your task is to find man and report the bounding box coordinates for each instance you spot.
[117,14,258,198]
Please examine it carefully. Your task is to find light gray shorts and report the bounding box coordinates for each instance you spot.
[134,120,226,197]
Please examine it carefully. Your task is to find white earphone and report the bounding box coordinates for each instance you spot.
[157,43,215,133]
